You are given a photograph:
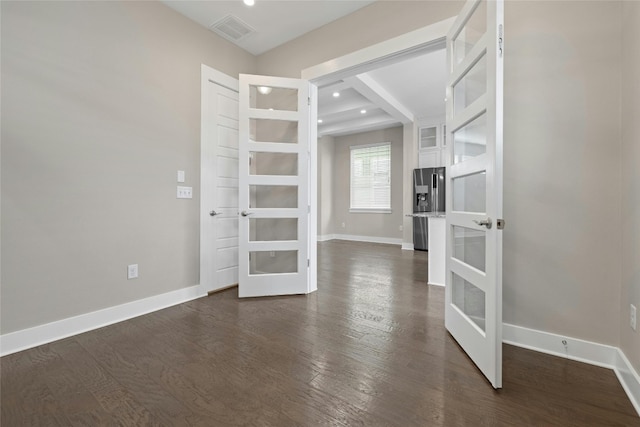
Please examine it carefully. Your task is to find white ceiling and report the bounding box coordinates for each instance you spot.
[318,49,447,137]
[163,0,447,137]
[161,0,375,56]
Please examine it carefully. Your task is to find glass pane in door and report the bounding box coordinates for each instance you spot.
[249,218,298,241]
[249,250,298,275]
[453,113,487,164]
[249,86,298,111]
[453,54,487,113]
[452,225,486,272]
[250,119,298,144]
[250,152,298,176]
[249,185,298,209]
[452,171,486,213]
[452,272,486,332]
[452,1,487,65]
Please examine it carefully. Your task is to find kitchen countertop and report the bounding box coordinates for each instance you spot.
[406,212,446,218]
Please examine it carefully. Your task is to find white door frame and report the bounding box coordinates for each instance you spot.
[302,17,455,254]
[302,18,455,85]
[200,65,240,295]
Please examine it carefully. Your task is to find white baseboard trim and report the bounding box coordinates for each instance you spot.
[0,285,206,357]
[317,234,336,242]
[401,243,414,251]
[503,323,640,416]
[332,234,402,246]
[614,348,640,416]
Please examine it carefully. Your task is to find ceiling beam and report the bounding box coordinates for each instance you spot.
[318,115,400,137]
[343,73,415,124]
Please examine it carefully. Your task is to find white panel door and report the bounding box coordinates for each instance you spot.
[201,70,240,293]
[238,74,316,298]
[444,0,504,388]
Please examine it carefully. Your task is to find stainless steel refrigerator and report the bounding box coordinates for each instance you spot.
[412,167,445,251]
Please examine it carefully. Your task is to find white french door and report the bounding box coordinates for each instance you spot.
[444,0,504,388]
[237,74,317,298]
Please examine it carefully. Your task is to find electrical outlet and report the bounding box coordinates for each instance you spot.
[177,186,193,199]
[399,225,403,231]
[127,264,138,280]
[177,170,185,183]
[631,304,637,331]
[341,222,346,228]
[269,251,276,258]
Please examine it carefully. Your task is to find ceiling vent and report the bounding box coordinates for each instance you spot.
[209,15,255,42]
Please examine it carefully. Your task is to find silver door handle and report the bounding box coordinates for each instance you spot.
[240,211,253,217]
[473,218,492,229]
[209,210,220,217]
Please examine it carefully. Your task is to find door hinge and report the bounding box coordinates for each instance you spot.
[498,24,504,58]
[308,205,311,213]
[497,219,505,230]
[308,97,311,106]
[307,259,310,267]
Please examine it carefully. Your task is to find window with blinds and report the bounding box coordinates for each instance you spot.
[350,143,391,212]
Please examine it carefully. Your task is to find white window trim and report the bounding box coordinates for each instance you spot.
[349,208,392,214]
[349,142,392,213]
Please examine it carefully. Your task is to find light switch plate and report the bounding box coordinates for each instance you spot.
[177,170,185,183]
[177,186,193,199]
[127,264,138,280]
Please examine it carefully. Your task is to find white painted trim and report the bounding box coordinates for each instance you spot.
[503,323,617,368]
[201,63,239,92]
[503,323,640,416]
[333,234,402,246]
[344,74,414,124]
[614,348,640,416]
[0,285,205,357]
[302,17,455,86]
[317,234,336,242]
[401,243,414,251]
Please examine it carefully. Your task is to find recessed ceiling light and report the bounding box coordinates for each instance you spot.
[257,86,272,95]
[243,0,255,6]
[332,92,340,98]
[318,119,323,123]
[360,109,367,114]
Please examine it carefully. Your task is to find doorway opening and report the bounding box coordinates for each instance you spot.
[302,19,452,287]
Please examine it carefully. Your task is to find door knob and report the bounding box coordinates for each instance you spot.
[240,211,253,217]
[473,218,492,229]
[209,210,220,217]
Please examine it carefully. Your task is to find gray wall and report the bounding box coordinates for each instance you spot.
[256,1,626,349]
[256,1,465,78]
[1,1,256,333]
[620,0,640,374]
[318,135,335,237]
[329,127,404,241]
[502,0,622,347]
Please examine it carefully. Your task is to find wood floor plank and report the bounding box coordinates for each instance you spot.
[1,240,638,426]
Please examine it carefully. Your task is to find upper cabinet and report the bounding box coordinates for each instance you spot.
[418,122,447,168]
[419,126,438,150]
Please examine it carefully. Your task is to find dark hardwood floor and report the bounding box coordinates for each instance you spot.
[2,240,638,426]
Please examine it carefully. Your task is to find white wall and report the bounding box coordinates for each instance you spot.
[620,0,640,374]
[0,1,256,333]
